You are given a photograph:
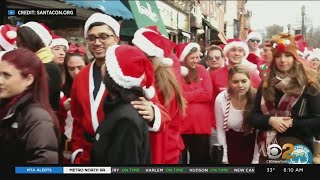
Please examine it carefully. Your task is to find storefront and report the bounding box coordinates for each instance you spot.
[156,1,190,44]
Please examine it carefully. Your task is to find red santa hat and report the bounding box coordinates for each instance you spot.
[223,38,249,58]
[84,13,120,37]
[132,26,175,66]
[175,42,202,76]
[246,31,262,45]
[105,45,155,99]
[175,42,201,62]
[0,24,17,51]
[21,21,52,46]
[50,34,69,50]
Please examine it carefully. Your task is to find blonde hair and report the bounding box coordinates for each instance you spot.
[263,58,320,102]
[227,65,256,135]
[151,57,187,116]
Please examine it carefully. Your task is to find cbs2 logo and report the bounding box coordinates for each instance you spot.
[267,143,294,159]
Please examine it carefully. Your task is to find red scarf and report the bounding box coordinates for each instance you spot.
[0,92,28,120]
[257,89,303,157]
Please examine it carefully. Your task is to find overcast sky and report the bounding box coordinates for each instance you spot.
[245,0,320,31]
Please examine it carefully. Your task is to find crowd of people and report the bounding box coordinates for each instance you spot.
[0,12,320,165]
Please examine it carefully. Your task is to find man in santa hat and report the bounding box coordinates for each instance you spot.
[246,31,262,66]
[210,38,261,143]
[70,13,169,164]
[0,24,17,51]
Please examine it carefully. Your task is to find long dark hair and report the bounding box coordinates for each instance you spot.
[16,26,45,52]
[103,69,144,103]
[228,65,256,135]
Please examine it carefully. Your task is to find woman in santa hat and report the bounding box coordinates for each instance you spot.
[50,34,69,85]
[0,24,17,51]
[91,45,152,164]
[16,21,61,112]
[175,42,213,164]
[132,26,187,164]
[307,53,320,74]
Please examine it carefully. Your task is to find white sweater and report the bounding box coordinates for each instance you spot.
[215,90,259,164]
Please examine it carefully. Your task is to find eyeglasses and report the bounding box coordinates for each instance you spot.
[86,33,115,43]
[207,56,221,61]
[249,39,260,43]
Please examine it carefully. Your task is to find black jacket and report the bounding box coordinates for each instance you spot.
[91,97,151,165]
[0,94,59,165]
[249,82,320,149]
[44,62,61,111]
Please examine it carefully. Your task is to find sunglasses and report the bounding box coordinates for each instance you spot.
[207,56,221,61]
[249,39,260,43]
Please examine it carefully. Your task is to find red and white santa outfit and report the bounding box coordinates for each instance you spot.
[0,24,17,51]
[246,31,262,66]
[211,39,261,129]
[132,26,185,164]
[175,42,213,163]
[70,13,169,164]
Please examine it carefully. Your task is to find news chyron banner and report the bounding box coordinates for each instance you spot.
[15,167,255,174]
[7,8,76,16]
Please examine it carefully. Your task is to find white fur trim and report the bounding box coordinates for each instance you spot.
[0,26,16,51]
[223,41,249,59]
[160,58,173,66]
[307,53,320,61]
[89,61,106,132]
[148,102,161,132]
[60,91,64,99]
[0,51,9,61]
[21,21,52,46]
[106,45,145,89]
[132,28,164,57]
[143,86,155,100]
[6,31,16,40]
[246,32,262,44]
[84,13,120,37]
[181,66,189,76]
[50,38,69,50]
[70,148,83,164]
[179,42,201,62]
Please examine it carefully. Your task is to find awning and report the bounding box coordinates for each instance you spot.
[202,18,219,32]
[64,0,133,20]
[181,32,191,39]
[121,0,168,37]
[218,33,227,44]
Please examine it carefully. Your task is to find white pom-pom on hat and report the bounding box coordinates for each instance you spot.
[143,86,155,100]
[181,66,189,77]
[160,57,173,66]
[6,31,17,40]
